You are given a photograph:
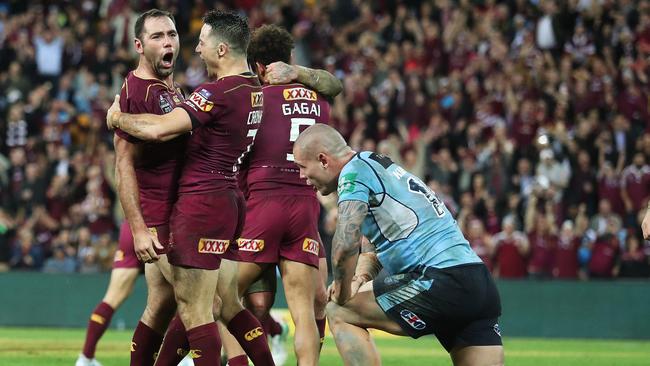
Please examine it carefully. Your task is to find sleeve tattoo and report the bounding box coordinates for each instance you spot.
[331,200,368,281]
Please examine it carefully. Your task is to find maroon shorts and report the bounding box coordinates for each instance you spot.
[113,221,171,269]
[168,190,245,270]
[234,194,322,268]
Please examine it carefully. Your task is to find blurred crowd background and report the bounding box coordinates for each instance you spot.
[0,0,649,279]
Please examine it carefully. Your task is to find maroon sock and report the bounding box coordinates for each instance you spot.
[228,355,249,366]
[265,315,282,337]
[154,314,189,366]
[227,310,274,366]
[130,321,163,366]
[82,301,115,358]
[316,317,326,350]
[187,323,221,366]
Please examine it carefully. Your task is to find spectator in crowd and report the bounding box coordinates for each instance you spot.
[525,191,558,279]
[42,246,76,273]
[615,233,649,278]
[493,216,529,279]
[588,218,622,278]
[552,220,581,279]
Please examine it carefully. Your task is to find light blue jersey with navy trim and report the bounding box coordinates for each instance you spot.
[337,151,481,275]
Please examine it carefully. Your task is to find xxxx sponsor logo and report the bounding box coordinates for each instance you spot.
[244,327,264,341]
[186,92,213,112]
[283,87,317,101]
[114,250,124,262]
[237,238,265,252]
[90,314,105,325]
[251,91,263,107]
[302,238,319,256]
[197,238,230,254]
[187,349,202,359]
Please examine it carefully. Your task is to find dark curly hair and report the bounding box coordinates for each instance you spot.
[202,10,250,56]
[248,24,294,67]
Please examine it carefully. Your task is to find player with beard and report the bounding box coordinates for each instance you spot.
[107,10,274,366]
[76,9,185,366]
[219,24,341,366]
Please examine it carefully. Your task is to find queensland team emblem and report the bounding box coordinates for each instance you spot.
[114,250,124,262]
[197,238,229,254]
[400,309,426,330]
[283,87,317,101]
[302,238,319,256]
[172,95,182,104]
[237,238,265,252]
[186,91,213,112]
[251,91,263,107]
[159,95,172,113]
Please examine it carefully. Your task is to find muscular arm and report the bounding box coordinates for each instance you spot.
[354,238,382,281]
[265,62,343,99]
[111,107,191,142]
[331,200,368,305]
[114,134,147,234]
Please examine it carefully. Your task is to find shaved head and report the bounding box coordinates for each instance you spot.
[294,124,351,160]
[293,124,354,195]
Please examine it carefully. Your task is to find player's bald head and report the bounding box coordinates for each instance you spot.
[294,124,351,160]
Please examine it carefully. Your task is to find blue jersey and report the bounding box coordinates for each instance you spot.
[337,152,481,275]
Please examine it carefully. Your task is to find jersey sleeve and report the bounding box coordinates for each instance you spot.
[337,158,377,204]
[114,82,143,143]
[178,85,223,129]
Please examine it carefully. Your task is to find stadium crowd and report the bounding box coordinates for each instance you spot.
[0,0,649,279]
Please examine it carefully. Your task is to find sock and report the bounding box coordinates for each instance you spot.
[227,355,249,366]
[130,321,164,366]
[227,310,274,366]
[265,315,282,337]
[154,314,189,366]
[316,317,326,351]
[82,301,115,358]
[187,323,221,366]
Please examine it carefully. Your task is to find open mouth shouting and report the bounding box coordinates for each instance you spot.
[160,51,174,69]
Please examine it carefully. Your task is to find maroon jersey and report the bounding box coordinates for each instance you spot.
[552,236,579,279]
[621,164,650,212]
[115,71,187,227]
[178,73,262,194]
[493,231,528,278]
[245,83,331,195]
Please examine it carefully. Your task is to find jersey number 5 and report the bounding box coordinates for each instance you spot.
[408,177,445,217]
[286,118,316,161]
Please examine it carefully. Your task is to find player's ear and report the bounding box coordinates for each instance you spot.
[134,38,144,55]
[217,42,228,57]
[317,153,328,169]
[256,62,268,82]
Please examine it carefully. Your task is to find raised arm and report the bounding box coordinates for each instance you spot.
[330,200,368,305]
[107,95,191,142]
[265,61,343,99]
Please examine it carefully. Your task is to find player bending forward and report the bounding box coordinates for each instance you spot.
[293,124,504,366]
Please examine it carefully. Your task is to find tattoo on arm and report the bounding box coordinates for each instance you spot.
[332,201,368,281]
[296,66,343,99]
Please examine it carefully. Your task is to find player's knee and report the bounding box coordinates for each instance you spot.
[246,295,271,320]
[313,286,328,317]
[325,302,343,328]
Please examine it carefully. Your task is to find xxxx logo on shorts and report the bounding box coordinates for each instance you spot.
[114,250,124,262]
[283,87,317,101]
[197,238,229,254]
[237,238,265,252]
[244,327,264,341]
[302,238,319,256]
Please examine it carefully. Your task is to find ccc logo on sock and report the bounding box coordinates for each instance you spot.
[244,327,264,341]
[187,349,202,359]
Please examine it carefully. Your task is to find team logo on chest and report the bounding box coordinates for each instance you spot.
[197,238,229,254]
[283,87,317,101]
[159,95,173,113]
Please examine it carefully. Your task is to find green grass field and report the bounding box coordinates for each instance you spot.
[1,327,649,366]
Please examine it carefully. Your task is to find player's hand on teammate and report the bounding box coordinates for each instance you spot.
[133,229,163,263]
[265,62,298,84]
[350,274,370,298]
[642,209,650,240]
[106,95,121,130]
